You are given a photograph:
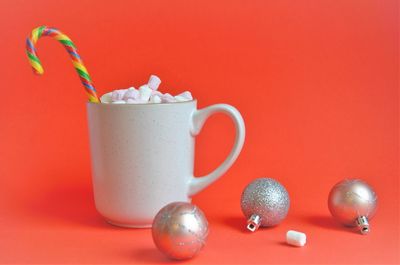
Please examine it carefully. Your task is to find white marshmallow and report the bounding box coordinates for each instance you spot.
[286,230,307,247]
[162,93,176,103]
[148,75,161,90]
[174,95,187,102]
[100,92,112,103]
[111,89,127,101]
[139,85,152,102]
[126,98,146,104]
[149,95,162,103]
[103,78,194,105]
[111,100,126,104]
[123,87,139,100]
[176,91,193,100]
[151,90,163,96]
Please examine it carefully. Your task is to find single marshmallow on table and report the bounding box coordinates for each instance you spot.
[286,230,307,247]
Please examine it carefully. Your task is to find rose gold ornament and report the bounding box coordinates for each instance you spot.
[328,179,378,235]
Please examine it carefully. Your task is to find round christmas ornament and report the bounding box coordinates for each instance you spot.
[152,202,209,260]
[328,179,378,235]
[241,178,290,232]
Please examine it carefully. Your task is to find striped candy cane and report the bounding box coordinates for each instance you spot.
[26,26,100,103]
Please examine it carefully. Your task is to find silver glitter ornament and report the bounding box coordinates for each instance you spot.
[152,202,209,260]
[328,179,378,235]
[241,178,290,232]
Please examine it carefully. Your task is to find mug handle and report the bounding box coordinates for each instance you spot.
[188,104,246,196]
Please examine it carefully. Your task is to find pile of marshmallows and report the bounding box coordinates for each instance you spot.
[100,75,193,104]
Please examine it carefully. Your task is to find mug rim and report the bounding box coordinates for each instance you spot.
[87,99,197,107]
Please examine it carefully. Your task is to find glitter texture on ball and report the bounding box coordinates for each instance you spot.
[241,178,290,232]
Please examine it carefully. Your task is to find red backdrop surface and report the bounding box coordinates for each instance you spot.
[0,0,398,264]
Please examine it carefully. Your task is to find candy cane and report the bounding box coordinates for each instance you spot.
[26,26,100,103]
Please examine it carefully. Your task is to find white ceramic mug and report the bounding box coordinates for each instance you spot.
[87,100,245,228]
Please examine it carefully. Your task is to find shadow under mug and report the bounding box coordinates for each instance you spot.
[87,100,245,228]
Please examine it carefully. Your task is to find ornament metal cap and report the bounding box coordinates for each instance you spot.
[356,216,370,235]
[247,214,261,232]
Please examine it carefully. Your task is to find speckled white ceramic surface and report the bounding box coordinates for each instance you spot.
[87,100,245,228]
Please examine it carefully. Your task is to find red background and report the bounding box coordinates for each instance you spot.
[0,0,398,263]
